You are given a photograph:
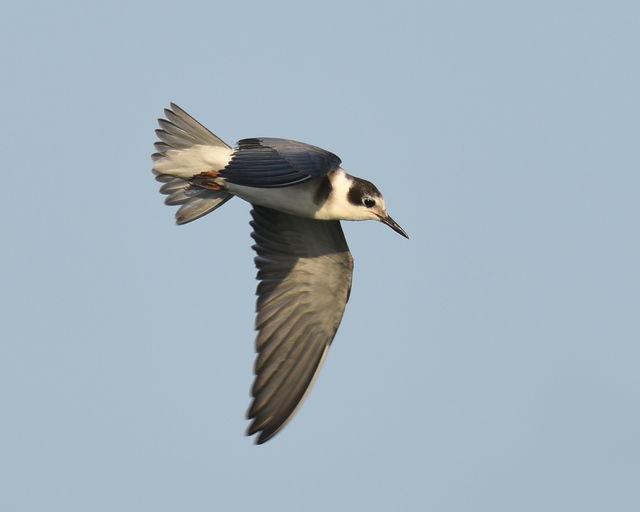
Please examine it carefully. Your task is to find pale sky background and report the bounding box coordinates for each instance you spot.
[1,1,639,510]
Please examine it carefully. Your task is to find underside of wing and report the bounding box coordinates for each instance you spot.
[247,206,354,444]
[221,138,342,188]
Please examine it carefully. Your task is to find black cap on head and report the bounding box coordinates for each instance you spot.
[347,178,382,206]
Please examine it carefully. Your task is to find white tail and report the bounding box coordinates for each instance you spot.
[152,104,235,224]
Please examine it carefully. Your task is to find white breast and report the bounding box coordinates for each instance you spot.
[226,168,358,221]
[226,179,324,218]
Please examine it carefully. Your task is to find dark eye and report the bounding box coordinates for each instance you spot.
[363,199,376,208]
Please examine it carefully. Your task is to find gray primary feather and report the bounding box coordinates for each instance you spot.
[247,205,354,444]
[153,104,233,224]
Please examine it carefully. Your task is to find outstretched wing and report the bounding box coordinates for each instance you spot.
[247,206,354,444]
[221,138,342,188]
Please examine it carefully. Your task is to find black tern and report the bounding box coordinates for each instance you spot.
[152,104,408,444]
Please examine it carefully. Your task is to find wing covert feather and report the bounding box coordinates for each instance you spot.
[221,138,342,188]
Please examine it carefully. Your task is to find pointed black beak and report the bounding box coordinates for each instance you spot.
[380,214,409,239]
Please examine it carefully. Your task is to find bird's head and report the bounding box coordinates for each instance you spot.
[340,175,409,238]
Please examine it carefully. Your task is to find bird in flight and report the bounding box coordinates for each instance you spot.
[152,104,408,444]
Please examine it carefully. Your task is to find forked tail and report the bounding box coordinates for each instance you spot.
[152,104,234,225]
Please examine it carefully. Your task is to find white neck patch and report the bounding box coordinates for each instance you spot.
[314,169,379,221]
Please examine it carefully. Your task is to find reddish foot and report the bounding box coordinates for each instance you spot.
[192,170,224,191]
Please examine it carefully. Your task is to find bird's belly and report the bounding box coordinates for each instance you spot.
[226,181,321,218]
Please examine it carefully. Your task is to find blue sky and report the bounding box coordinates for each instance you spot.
[1,1,639,510]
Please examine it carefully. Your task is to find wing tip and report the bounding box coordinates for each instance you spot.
[245,421,281,445]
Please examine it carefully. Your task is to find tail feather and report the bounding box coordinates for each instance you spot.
[152,104,234,224]
[175,192,233,225]
[155,175,233,225]
[163,103,230,149]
